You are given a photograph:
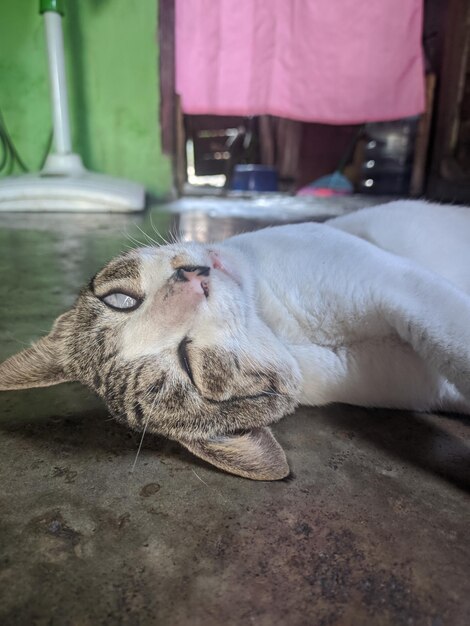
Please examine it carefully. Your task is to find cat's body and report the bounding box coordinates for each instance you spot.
[225,201,470,415]
[1,200,470,479]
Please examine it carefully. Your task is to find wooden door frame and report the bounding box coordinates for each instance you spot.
[159,0,186,194]
[427,0,470,201]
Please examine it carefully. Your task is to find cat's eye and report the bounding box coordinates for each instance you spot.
[100,292,142,312]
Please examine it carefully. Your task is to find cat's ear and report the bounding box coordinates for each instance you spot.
[0,311,75,391]
[180,427,289,481]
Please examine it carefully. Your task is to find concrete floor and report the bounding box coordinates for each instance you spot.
[0,198,469,626]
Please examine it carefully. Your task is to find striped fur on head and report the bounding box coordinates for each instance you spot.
[0,243,300,480]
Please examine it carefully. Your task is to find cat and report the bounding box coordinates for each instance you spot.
[1,200,470,480]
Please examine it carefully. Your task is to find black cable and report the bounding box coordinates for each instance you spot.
[39,130,53,170]
[0,108,28,172]
[0,127,11,172]
[0,106,52,175]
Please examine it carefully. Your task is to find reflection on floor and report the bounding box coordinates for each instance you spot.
[0,197,469,626]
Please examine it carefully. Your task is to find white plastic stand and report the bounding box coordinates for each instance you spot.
[0,10,145,212]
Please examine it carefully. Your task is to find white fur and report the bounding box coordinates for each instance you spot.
[221,201,470,414]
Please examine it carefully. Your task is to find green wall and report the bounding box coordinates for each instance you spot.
[0,0,172,197]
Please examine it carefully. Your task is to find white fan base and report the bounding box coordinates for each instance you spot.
[0,154,145,213]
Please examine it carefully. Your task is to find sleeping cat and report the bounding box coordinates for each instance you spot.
[1,200,470,480]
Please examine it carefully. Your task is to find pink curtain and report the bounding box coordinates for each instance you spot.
[175,0,425,124]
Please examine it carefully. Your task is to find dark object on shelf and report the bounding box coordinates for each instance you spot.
[427,0,470,202]
[358,118,419,195]
[185,116,258,179]
[230,165,278,192]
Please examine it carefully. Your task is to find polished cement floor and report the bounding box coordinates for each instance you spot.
[0,197,469,626]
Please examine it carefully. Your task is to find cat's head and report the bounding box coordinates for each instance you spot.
[0,241,301,480]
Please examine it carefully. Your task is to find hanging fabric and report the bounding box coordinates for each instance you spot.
[175,0,425,124]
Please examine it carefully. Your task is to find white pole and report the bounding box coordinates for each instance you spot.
[43,11,72,155]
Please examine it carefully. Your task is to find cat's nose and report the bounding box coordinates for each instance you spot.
[176,265,211,281]
[176,265,210,298]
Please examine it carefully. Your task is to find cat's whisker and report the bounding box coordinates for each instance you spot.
[125,234,147,249]
[148,219,167,244]
[152,231,170,247]
[134,223,160,247]
[119,227,144,247]
[126,234,147,248]
[3,332,34,347]
[155,229,172,246]
[130,393,159,472]
[168,225,181,245]
[121,243,139,251]
[123,227,150,249]
[191,469,210,487]
[191,469,229,503]
[161,226,175,246]
[118,228,150,252]
[149,214,173,246]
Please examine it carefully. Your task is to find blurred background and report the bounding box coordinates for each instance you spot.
[1,0,469,206]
